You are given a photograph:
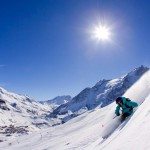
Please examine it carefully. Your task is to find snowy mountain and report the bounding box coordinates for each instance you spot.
[0,69,149,150]
[0,87,61,138]
[0,65,148,137]
[50,66,149,123]
[41,95,72,109]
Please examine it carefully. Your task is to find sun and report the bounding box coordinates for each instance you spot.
[92,25,111,41]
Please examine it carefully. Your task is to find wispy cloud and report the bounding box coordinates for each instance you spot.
[0,65,6,68]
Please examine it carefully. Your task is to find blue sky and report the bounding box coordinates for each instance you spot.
[0,0,149,100]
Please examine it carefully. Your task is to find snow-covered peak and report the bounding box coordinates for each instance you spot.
[50,66,149,123]
[43,95,72,106]
[124,65,148,77]
[0,87,34,104]
[1,70,149,150]
[95,79,110,87]
[0,86,59,136]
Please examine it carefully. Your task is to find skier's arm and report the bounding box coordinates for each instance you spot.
[128,101,138,108]
[115,105,120,116]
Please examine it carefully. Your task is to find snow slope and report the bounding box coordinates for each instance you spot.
[50,66,148,123]
[0,86,61,139]
[95,69,150,150]
[0,69,149,150]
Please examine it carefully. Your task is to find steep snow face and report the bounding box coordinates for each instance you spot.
[98,94,150,150]
[1,70,149,150]
[51,66,149,122]
[42,95,72,108]
[94,69,150,150]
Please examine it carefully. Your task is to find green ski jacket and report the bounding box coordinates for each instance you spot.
[115,97,138,116]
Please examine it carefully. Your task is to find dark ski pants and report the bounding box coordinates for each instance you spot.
[121,113,131,122]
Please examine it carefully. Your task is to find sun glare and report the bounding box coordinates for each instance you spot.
[92,25,111,41]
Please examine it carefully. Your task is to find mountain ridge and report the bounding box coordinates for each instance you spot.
[50,65,149,123]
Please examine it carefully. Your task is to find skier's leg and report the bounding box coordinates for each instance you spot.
[121,114,126,122]
[121,113,130,122]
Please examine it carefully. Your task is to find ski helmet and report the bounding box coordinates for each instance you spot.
[116,97,123,104]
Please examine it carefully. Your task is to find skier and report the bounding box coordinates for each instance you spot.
[115,97,138,121]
